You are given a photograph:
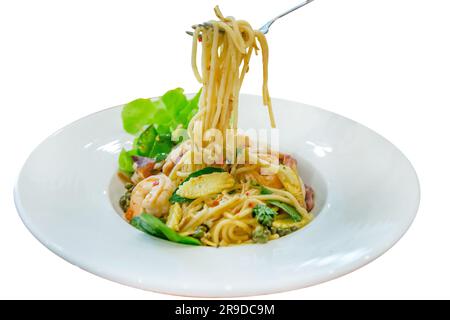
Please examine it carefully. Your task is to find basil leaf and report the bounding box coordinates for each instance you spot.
[268,200,302,222]
[260,186,273,195]
[132,213,201,246]
[149,133,173,161]
[134,125,157,156]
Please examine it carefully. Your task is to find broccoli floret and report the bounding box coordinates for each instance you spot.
[252,204,277,227]
[252,225,271,244]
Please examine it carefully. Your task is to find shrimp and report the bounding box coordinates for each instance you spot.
[125,174,175,221]
[162,141,191,175]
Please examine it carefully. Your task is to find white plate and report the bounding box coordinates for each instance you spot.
[14,94,420,297]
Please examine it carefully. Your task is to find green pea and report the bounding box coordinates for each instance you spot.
[125,183,134,190]
[119,194,130,212]
[192,225,208,239]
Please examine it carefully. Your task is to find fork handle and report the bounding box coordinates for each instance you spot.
[259,0,314,34]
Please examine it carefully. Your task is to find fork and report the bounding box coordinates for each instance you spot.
[259,0,315,34]
[186,0,315,36]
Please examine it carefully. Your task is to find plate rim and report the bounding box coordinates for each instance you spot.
[13,94,421,297]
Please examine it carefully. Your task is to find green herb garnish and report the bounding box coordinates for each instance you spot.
[119,88,201,172]
[131,213,201,246]
[252,204,277,227]
[268,200,302,222]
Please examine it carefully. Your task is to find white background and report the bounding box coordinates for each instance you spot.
[1,0,449,299]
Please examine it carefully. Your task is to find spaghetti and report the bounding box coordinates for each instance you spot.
[121,7,315,247]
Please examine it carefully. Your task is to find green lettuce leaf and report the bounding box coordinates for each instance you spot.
[121,88,200,136]
[119,88,201,173]
[118,149,137,174]
[121,98,156,135]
